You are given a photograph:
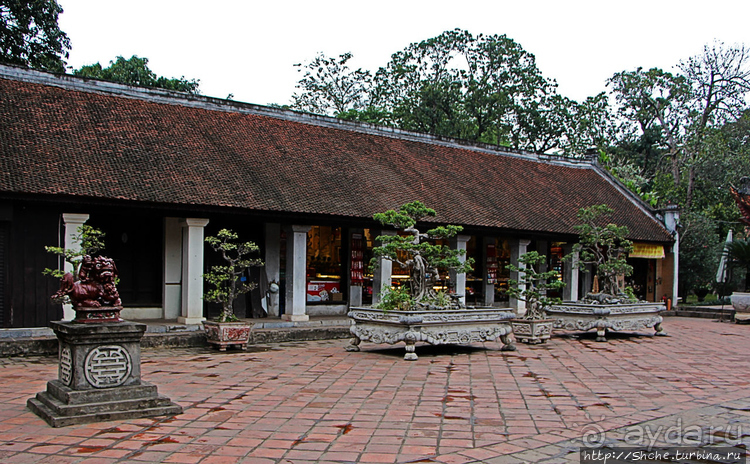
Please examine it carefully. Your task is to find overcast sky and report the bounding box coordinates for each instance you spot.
[58,0,750,107]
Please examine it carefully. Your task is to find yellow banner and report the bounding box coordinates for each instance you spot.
[630,243,665,259]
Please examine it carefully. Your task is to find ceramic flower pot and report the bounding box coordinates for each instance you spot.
[203,320,253,351]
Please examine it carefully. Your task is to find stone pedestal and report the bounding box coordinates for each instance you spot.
[27,321,182,427]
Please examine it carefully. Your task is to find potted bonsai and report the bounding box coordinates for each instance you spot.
[547,204,666,341]
[203,229,264,350]
[725,238,750,323]
[44,225,126,323]
[506,251,565,344]
[346,201,516,359]
[571,204,635,302]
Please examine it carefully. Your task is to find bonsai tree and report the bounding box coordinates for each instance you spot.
[505,251,565,319]
[44,225,106,279]
[204,229,263,322]
[370,201,474,310]
[44,225,107,304]
[568,204,634,299]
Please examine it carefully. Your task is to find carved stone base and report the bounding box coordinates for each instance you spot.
[548,302,666,342]
[347,307,516,360]
[73,305,124,324]
[203,321,252,351]
[27,321,182,427]
[511,318,554,344]
[28,380,182,428]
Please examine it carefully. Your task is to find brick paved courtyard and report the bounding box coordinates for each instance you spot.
[1,318,748,463]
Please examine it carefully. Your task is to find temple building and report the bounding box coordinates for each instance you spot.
[0,64,677,328]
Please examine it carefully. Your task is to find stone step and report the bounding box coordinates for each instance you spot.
[664,306,735,319]
[1,318,352,357]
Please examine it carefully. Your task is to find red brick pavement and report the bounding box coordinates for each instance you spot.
[0,318,748,463]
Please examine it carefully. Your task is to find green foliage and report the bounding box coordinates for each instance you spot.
[291,52,373,116]
[725,238,750,292]
[568,205,634,296]
[679,211,723,296]
[505,251,565,319]
[203,229,263,322]
[43,225,106,279]
[376,285,415,312]
[291,30,611,156]
[0,0,70,72]
[74,55,200,94]
[370,201,474,309]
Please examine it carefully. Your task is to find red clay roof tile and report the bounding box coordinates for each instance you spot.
[0,69,672,243]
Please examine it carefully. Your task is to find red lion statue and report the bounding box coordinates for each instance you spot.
[52,255,122,308]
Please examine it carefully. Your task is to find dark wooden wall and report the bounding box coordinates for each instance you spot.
[5,203,62,328]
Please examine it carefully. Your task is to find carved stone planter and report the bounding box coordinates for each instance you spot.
[547,302,666,342]
[203,321,252,351]
[511,318,554,344]
[346,307,516,360]
[730,292,750,323]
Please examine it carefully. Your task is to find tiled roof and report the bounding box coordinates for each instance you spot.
[0,66,673,242]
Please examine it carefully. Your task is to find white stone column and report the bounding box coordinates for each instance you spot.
[449,235,471,306]
[283,225,311,322]
[372,230,395,306]
[349,230,363,308]
[163,218,182,320]
[482,237,495,307]
[662,206,680,305]
[178,218,209,325]
[562,244,579,302]
[509,239,531,314]
[61,213,89,321]
[264,223,281,317]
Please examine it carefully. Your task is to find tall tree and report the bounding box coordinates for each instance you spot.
[678,42,750,208]
[0,0,70,72]
[74,55,200,94]
[608,42,750,297]
[290,52,373,116]
[291,30,610,156]
[607,67,691,192]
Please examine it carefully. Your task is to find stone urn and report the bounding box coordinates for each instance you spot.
[203,320,253,351]
[730,292,750,323]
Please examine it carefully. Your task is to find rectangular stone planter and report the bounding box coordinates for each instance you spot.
[511,318,554,344]
[346,307,516,360]
[203,320,252,351]
[547,302,666,342]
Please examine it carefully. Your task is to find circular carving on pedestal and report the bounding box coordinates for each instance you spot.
[59,346,72,386]
[84,345,132,388]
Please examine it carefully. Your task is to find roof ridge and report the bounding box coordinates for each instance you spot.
[0,63,594,169]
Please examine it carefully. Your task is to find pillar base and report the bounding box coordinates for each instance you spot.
[282,314,310,322]
[178,316,206,325]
